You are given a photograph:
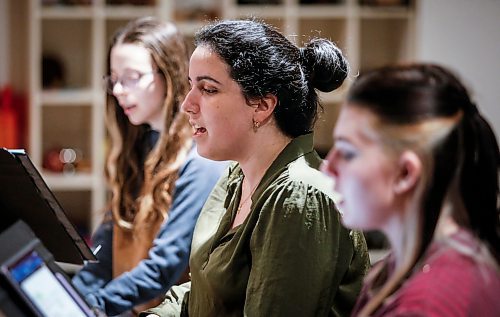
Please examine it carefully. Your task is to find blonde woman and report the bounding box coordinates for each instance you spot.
[72,17,226,316]
[323,64,500,316]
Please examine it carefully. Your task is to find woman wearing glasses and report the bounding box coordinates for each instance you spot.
[72,17,226,316]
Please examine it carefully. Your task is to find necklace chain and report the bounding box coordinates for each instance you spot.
[237,179,259,214]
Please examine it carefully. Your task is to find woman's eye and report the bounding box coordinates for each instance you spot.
[339,150,356,161]
[333,145,357,161]
[333,141,358,162]
[201,87,217,94]
[122,77,139,86]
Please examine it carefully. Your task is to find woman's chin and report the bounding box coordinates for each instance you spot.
[195,145,220,161]
[340,211,362,230]
[340,216,354,230]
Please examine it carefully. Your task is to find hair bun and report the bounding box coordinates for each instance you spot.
[300,38,349,92]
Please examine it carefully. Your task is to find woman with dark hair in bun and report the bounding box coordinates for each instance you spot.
[142,19,369,317]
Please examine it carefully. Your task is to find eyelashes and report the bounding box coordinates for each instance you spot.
[187,81,218,95]
[201,87,218,94]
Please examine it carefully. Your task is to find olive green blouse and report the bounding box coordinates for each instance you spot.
[144,133,369,317]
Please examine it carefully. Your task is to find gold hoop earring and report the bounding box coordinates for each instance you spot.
[253,119,260,132]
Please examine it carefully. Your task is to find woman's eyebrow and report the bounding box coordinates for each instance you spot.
[189,75,222,85]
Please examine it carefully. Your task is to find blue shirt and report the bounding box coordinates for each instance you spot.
[72,145,227,315]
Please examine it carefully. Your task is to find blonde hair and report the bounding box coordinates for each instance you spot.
[358,114,462,316]
[348,64,500,316]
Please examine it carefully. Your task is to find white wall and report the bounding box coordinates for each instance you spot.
[416,0,500,135]
[0,0,9,86]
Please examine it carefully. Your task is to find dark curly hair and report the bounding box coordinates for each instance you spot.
[195,19,349,138]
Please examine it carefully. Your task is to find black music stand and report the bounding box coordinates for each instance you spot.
[0,148,96,265]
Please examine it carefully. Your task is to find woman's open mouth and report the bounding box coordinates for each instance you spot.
[122,105,136,115]
[192,124,207,136]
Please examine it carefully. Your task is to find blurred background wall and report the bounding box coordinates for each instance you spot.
[417,0,500,135]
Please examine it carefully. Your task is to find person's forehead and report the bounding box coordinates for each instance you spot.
[110,43,153,71]
[189,47,231,80]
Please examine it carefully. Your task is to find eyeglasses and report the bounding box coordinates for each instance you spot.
[103,71,159,94]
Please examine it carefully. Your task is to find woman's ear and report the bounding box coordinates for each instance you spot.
[394,151,422,195]
[253,94,278,124]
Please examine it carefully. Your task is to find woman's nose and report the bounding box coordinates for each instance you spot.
[181,88,198,115]
[321,150,338,178]
[112,81,126,96]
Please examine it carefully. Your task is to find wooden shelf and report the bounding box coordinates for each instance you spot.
[296,5,348,18]
[233,5,288,18]
[103,6,157,19]
[40,89,94,106]
[29,0,415,233]
[40,6,94,19]
[43,171,94,191]
[359,6,413,18]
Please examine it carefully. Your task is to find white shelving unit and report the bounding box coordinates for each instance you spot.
[28,0,415,236]
[28,0,167,236]
[223,0,416,154]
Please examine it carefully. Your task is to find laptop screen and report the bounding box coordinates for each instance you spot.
[2,249,93,317]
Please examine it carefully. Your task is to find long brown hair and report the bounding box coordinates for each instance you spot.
[347,64,500,315]
[105,17,192,231]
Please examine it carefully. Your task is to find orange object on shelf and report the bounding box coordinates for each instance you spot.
[0,86,27,149]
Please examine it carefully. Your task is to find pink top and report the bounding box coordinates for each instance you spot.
[352,229,500,316]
